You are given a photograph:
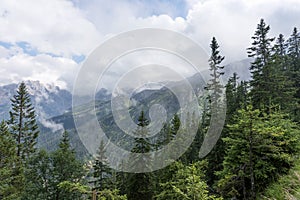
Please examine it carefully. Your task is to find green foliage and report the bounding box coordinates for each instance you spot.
[22,131,86,200]
[58,181,90,197]
[93,140,112,191]
[51,131,85,199]
[98,189,127,200]
[22,149,54,200]
[217,106,300,199]
[260,159,300,199]
[0,121,22,200]
[287,27,300,120]
[156,161,222,200]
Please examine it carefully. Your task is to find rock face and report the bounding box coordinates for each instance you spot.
[0,80,72,121]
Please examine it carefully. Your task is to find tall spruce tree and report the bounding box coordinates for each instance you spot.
[6,82,39,197]
[204,37,226,186]
[206,37,225,105]
[288,27,300,61]
[126,111,153,200]
[8,82,39,160]
[247,19,275,110]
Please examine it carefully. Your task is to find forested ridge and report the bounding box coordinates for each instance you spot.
[0,19,299,200]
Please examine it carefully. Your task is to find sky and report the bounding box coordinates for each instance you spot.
[0,0,300,91]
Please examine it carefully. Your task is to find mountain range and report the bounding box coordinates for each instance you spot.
[0,59,251,157]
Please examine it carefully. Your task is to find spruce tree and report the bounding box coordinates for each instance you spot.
[203,37,226,186]
[217,106,300,199]
[287,27,300,120]
[288,27,300,61]
[225,73,240,118]
[51,131,85,200]
[247,19,275,109]
[170,113,180,138]
[156,161,221,200]
[8,82,39,160]
[22,149,53,200]
[126,111,153,200]
[93,140,111,191]
[206,37,225,106]
[5,82,39,198]
[270,33,297,112]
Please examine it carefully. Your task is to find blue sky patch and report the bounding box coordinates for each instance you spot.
[131,0,189,18]
[16,41,38,56]
[72,54,86,63]
[0,41,13,49]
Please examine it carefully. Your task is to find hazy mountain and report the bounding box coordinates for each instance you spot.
[0,59,252,156]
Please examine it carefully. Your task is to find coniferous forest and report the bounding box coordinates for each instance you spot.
[1,19,300,200]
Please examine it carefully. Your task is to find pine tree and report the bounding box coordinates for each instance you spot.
[0,121,21,199]
[247,19,275,109]
[126,111,153,200]
[8,82,39,160]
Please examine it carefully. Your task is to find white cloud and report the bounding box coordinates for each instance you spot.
[0,0,100,56]
[0,0,300,90]
[0,47,78,89]
[184,0,300,62]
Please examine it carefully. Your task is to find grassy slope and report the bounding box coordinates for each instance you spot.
[260,158,300,200]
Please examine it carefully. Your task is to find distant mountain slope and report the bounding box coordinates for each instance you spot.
[0,59,252,156]
[37,58,252,156]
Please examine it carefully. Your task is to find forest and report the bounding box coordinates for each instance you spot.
[0,18,300,200]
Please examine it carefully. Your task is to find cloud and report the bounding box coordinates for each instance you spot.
[0,0,300,91]
[0,47,78,89]
[38,111,64,132]
[184,0,300,62]
[0,0,100,56]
